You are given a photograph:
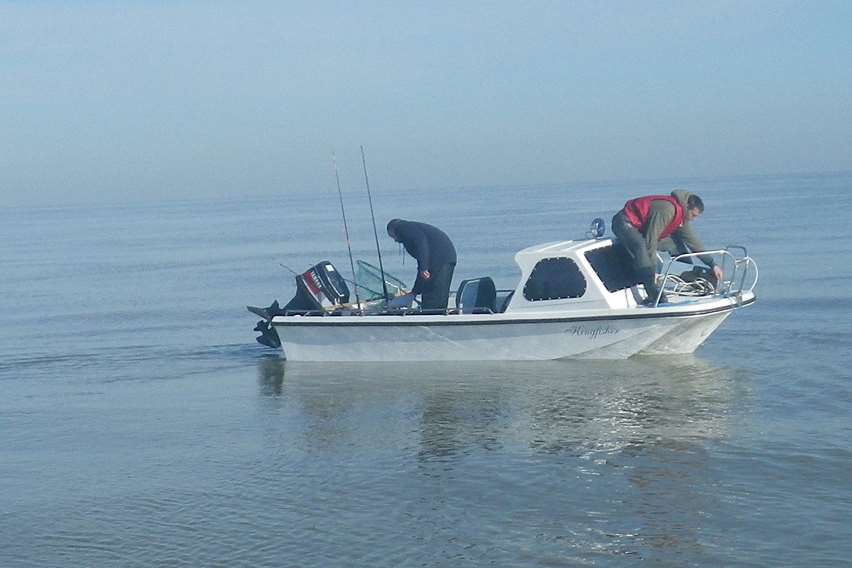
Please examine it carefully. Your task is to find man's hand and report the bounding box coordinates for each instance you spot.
[712,265,723,283]
[420,270,431,280]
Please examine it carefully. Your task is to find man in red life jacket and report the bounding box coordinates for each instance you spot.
[612,190,723,305]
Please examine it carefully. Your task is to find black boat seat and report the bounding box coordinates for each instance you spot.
[456,277,497,314]
[495,290,514,313]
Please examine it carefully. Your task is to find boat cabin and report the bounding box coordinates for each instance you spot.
[458,238,644,315]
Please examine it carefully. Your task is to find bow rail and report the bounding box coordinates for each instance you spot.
[652,246,759,307]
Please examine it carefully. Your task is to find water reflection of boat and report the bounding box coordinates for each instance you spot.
[256,357,740,456]
[255,357,746,561]
[251,237,758,361]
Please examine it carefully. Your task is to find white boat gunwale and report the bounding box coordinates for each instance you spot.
[271,293,755,327]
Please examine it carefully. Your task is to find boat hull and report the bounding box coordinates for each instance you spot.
[270,295,753,362]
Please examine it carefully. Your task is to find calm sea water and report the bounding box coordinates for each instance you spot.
[1,173,851,567]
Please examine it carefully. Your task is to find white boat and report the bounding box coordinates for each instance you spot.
[251,235,758,362]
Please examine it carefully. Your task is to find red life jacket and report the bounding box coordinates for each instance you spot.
[622,195,684,239]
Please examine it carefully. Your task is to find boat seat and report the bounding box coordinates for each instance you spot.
[456,277,497,314]
[495,290,514,313]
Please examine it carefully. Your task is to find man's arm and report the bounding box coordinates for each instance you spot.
[673,222,715,268]
[657,236,689,261]
[673,222,723,282]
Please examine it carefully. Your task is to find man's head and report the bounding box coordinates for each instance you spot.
[685,194,704,221]
[386,219,403,241]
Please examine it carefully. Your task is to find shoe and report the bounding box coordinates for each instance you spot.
[642,292,668,306]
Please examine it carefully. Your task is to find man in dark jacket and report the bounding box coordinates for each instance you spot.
[612,190,723,305]
[386,219,457,311]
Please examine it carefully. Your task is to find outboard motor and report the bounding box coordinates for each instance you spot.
[254,318,281,348]
[249,261,351,348]
[284,260,350,312]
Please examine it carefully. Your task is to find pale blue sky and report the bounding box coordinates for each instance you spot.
[2,1,851,206]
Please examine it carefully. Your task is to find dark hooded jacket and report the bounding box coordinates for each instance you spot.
[387,219,456,294]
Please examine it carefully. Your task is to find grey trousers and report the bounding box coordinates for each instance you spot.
[611,212,663,302]
[611,212,653,270]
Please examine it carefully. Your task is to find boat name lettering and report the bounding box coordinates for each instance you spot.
[565,324,619,340]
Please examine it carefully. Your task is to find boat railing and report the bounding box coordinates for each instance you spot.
[653,246,759,307]
[280,306,463,317]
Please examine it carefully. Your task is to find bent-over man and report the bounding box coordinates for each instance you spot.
[386,219,457,311]
[611,190,723,305]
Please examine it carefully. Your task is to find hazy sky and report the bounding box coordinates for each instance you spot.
[2,1,851,206]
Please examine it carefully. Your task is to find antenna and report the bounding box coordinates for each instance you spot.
[332,152,362,311]
[360,145,390,304]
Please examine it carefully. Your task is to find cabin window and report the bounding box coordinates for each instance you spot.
[584,244,642,292]
[523,257,587,301]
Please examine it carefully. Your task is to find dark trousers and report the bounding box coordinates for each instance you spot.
[419,262,456,310]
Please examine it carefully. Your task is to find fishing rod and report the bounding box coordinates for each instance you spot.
[360,145,390,304]
[279,262,299,276]
[332,152,362,312]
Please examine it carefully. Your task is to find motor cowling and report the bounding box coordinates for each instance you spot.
[283,261,350,313]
